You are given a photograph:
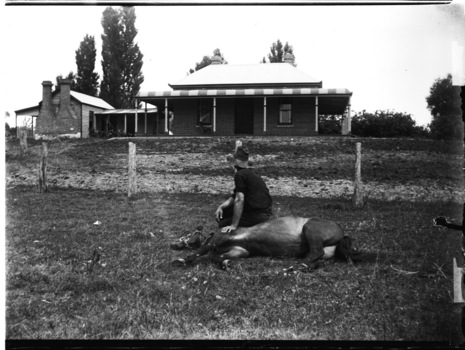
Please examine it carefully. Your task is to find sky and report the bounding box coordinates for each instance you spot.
[1,2,464,128]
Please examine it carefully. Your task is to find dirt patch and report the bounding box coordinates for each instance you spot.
[5,136,464,203]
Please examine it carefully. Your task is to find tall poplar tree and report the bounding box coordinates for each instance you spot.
[75,34,100,96]
[100,6,144,109]
[120,7,144,108]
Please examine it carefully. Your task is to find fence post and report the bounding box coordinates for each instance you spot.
[353,142,364,208]
[38,142,48,193]
[20,129,28,156]
[128,142,137,197]
[452,258,465,345]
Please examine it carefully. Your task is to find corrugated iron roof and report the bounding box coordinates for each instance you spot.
[70,91,114,110]
[169,63,322,89]
[137,88,352,98]
[15,105,40,116]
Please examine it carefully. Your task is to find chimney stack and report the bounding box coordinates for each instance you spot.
[283,53,295,65]
[59,79,72,108]
[211,55,222,65]
[41,81,53,112]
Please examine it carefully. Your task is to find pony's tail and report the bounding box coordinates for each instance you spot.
[335,235,354,262]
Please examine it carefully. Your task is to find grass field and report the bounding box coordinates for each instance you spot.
[5,136,465,340]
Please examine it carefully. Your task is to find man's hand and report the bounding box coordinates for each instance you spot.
[221,225,237,233]
[215,207,223,222]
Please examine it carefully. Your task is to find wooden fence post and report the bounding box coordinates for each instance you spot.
[128,142,137,197]
[20,129,28,156]
[353,142,364,208]
[452,258,465,345]
[38,142,48,193]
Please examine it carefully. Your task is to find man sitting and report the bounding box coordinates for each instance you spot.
[215,146,273,233]
[170,146,273,249]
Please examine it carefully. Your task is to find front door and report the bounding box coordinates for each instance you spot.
[234,98,254,135]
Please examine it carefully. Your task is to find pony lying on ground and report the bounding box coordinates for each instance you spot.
[172,216,363,271]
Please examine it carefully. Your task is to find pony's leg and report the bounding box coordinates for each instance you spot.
[218,246,250,270]
[173,243,213,267]
[301,224,326,270]
[185,243,213,264]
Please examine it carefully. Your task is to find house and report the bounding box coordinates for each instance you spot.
[16,79,161,139]
[36,79,115,139]
[16,79,115,139]
[136,54,353,136]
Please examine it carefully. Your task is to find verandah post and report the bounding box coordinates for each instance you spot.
[144,102,147,134]
[135,99,138,134]
[263,97,267,132]
[315,96,319,133]
[353,142,364,208]
[213,98,217,133]
[165,99,168,133]
[38,142,48,193]
[128,142,137,197]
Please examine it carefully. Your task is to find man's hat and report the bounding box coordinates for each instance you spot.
[234,146,249,161]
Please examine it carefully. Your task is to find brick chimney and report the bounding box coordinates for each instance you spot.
[283,53,295,65]
[211,55,222,65]
[41,81,53,112]
[59,79,72,108]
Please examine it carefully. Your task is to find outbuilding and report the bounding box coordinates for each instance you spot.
[17,79,115,139]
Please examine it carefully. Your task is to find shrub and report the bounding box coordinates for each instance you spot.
[351,110,430,138]
[9,127,17,138]
[318,115,344,135]
[426,74,463,140]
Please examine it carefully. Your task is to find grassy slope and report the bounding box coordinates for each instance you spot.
[5,136,464,340]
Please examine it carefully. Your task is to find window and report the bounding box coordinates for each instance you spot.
[279,99,292,125]
[198,99,212,125]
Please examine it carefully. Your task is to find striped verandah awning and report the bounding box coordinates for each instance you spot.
[136,88,352,116]
[137,88,351,99]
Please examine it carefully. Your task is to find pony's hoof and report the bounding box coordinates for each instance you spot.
[300,262,321,273]
[170,242,187,250]
[171,258,186,268]
[221,259,231,270]
[308,261,323,272]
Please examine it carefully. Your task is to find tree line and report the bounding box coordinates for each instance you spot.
[56,6,144,110]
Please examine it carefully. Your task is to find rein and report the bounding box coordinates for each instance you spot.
[179,231,212,250]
